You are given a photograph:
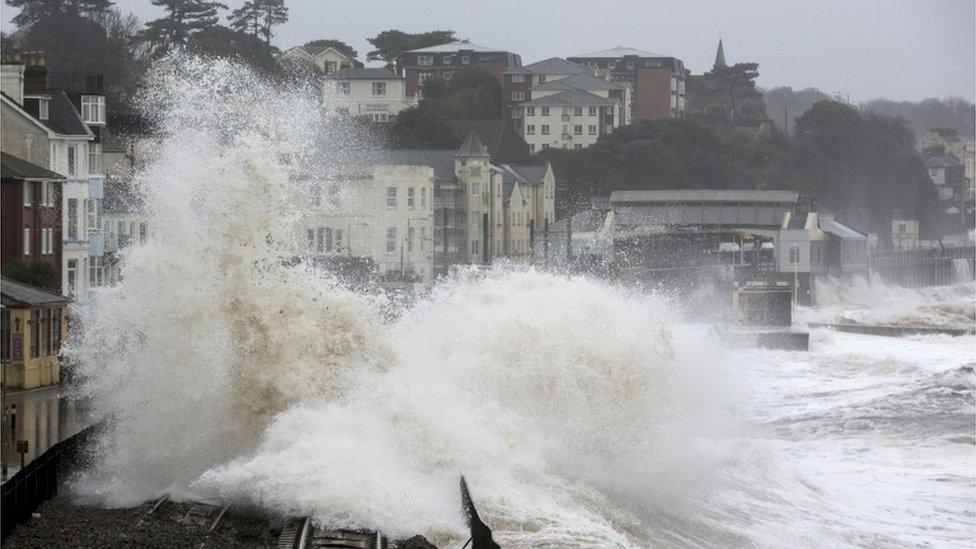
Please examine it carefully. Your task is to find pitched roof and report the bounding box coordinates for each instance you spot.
[520,89,613,107]
[495,164,545,186]
[571,46,668,58]
[38,91,92,137]
[406,41,504,53]
[445,119,531,165]
[331,67,399,80]
[820,217,866,240]
[505,57,589,75]
[531,72,627,91]
[925,155,963,168]
[0,151,64,180]
[1,277,69,307]
[363,149,457,181]
[456,131,489,157]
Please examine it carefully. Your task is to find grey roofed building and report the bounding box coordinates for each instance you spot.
[611,189,800,204]
[530,73,627,91]
[571,46,668,58]
[495,164,544,186]
[361,149,457,182]
[404,40,502,53]
[1,277,70,307]
[456,130,489,157]
[0,151,64,180]
[820,217,866,240]
[520,89,612,107]
[504,57,590,75]
[31,91,92,136]
[925,155,963,169]
[330,68,400,80]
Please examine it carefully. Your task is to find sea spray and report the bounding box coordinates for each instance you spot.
[65,55,733,545]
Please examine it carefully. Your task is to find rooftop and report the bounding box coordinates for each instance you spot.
[37,91,92,137]
[406,41,506,54]
[611,189,800,204]
[925,155,963,168]
[570,46,668,59]
[520,89,613,108]
[1,151,64,180]
[1,277,69,307]
[531,72,627,92]
[505,57,589,75]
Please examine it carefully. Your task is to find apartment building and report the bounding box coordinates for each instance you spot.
[325,68,417,122]
[502,57,591,120]
[568,46,687,121]
[516,81,629,151]
[398,41,521,98]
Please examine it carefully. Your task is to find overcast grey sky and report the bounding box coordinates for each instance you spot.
[4,0,974,101]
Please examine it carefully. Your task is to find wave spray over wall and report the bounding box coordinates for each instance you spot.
[67,57,731,546]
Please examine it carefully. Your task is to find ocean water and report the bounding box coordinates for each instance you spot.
[65,56,976,547]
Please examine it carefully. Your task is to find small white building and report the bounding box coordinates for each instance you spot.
[325,68,417,122]
[279,45,360,75]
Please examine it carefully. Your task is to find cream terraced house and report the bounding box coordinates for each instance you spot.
[514,71,631,151]
[298,163,436,283]
[324,68,417,122]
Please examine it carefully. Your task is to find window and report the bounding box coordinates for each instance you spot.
[526,124,535,135]
[588,107,597,116]
[541,124,550,135]
[336,82,350,95]
[139,223,147,243]
[421,187,427,208]
[529,143,536,151]
[335,229,343,251]
[67,199,78,239]
[372,82,387,95]
[537,75,547,84]
[512,91,525,101]
[88,143,101,175]
[511,74,524,83]
[575,144,583,149]
[626,61,635,69]
[325,228,333,252]
[408,187,415,208]
[461,55,470,64]
[41,181,50,206]
[67,145,77,176]
[789,247,800,265]
[418,55,433,66]
[442,55,452,64]
[574,125,583,135]
[81,95,105,124]
[310,184,321,206]
[23,181,31,206]
[511,109,521,119]
[526,107,535,116]
[317,227,325,252]
[38,98,49,120]
[606,126,613,134]
[472,182,479,195]
[386,186,397,208]
[327,185,340,207]
[386,227,396,252]
[541,107,550,116]
[588,124,597,135]
[67,259,77,292]
[574,107,582,116]
[307,228,315,249]
[407,226,415,252]
[23,228,30,255]
[30,310,39,358]
[542,143,550,149]
[471,240,479,255]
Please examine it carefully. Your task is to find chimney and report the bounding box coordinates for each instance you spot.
[0,51,25,104]
[23,51,48,94]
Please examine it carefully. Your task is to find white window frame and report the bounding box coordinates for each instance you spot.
[386,186,397,208]
[526,124,535,135]
[38,98,49,120]
[67,145,77,176]
[407,187,415,208]
[512,91,524,101]
[24,181,31,206]
[386,227,397,253]
[541,124,550,135]
[81,95,106,124]
[372,82,387,96]
[511,74,524,83]
[526,107,535,116]
[417,55,433,66]
[336,82,350,95]
[23,227,30,255]
[87,143,101,175]
[541,107,550,116]
[589,107,598,116]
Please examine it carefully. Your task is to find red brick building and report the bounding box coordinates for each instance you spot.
[1,152,65,292]
[568,47,687,121]
[398,41,521,99]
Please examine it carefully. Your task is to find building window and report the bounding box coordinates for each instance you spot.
[408,187,415,208]
[335,229,343,251]
[81,95,105,124]
[526,107,535,116]
[789,247,800,265]
[23,227,30,255]
[38,98,49,120]
[139,223,147,243]
[307,228,314,249]
[512,91,524,101]
[30,310,39,358]
[529,143,536,151]
[23,181,31,206]
[511,74,524,83]
[386,186,397,208]
[541,124,550,135]
[626,61,635,69]
[407,226,415,252]
[386,227,396,252]
[574,125,583,135]
[574,107,583,116]
[526,124,535,135]
[327,185,340,207]
[325,228,333,252]
[541,107,550,116]
[68,198,78,239]
[461,55,470,64]
[421,187,427,208]
[418,55,433,66]
[88,143,101,175]
[67,259,77,292]
[67,145,77,176]
[472,182,479,196]
[471,240,479,255]
[575,144,583,149]
[372,82,387,95]
[336,82,350,95]
[317,227,325,252]
[588,124,597,135]
[310,184,321,206]
[537,75,547,84]
[588,107,598,116]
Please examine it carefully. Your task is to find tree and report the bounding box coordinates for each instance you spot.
[386,106,459,149]
[188,24,278,74]
[2,259,59,291]
[366,29,455,68]
[5,0,114,28]
[420,66,502,120]
[302,38,356,58]
[228,0,286,44]
[142,0,227,55]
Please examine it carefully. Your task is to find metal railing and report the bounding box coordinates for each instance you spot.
[1,423,99,541]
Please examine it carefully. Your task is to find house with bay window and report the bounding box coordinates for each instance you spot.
[324,68,417,122]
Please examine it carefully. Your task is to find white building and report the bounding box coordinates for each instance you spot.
[299,164,436,283]
[279,45,360,75]
[325,68,417,122]
[517,78,630,151]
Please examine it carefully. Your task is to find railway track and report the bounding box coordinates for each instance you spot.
[127,495,233,547]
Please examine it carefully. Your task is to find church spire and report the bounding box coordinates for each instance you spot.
[713,38,727,69]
